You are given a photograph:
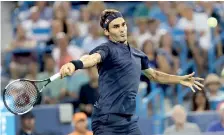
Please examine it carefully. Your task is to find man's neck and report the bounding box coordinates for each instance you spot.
[175,123,185,131]
[197,105,205,111]
[22,128,33,134]
[76,129,87,135]
[109,38,127,45]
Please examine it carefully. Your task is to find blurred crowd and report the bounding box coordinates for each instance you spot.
[1,1,224,134]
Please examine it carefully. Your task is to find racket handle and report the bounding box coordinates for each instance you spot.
[50,73,61,82]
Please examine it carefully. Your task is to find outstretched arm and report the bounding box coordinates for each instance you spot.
[60,53,101,78]
[143,68,204,92]
[79,53,102,68]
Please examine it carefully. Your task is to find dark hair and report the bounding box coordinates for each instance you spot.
[100,9,121,31]
[192,90,210,111]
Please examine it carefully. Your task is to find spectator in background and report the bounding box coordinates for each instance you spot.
[177,3,194,30]
[164,105,201,135]
[82,21,107,53]
[140,40,158,94]
[205,73,224,101]
[160,10,179,32]
[191,90,210,112]
[35,1,53,20]
[6,24,36,51]
[87,1,105,20]
[25,61,39,80]
[69,112,93,135]
[22,6,51,43]
[77,6,91,37]
[207,102,224,132]
[150,1,171,23]
[9,50,37,80]
[148,18,165,48]
[70,22,85,48]
[37,54,68,104]
[157,32,178,74]
[127,35,138,49]
[17,112,41,135]
[185,29,206,76]
[134,1,153,18]
[52,32,84,71]
[132,17,151,49]
[214,24,224,58]
[79,66,99,117]
[46,17,63,45]
[52,2,73,40]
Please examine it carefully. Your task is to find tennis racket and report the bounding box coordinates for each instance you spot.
[2,73,61,115]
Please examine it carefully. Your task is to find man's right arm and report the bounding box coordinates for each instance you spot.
[60,45,109,78]
[60,53,102,78]
[79,53,102,68]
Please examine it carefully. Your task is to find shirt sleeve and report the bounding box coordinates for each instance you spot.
[141,53,151,70]
[89,45,110,62]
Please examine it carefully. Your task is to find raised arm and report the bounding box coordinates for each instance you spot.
[143,68,204,92]
[59,53,102,78]
[79,53,102,68]
[60,45,109,78]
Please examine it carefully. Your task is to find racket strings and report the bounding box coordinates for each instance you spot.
[4,81,39,114]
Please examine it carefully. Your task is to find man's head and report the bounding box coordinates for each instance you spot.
[21,112,35,131]
[89,21,101,38]
[135,17,148,34]
[100,9,127,43]
[30,6,40,22]
[44,54,55,73]
[73,112,88,133]
[148,19,159,35]
[204,73,221,94]
[171,105,187,125]
[167,10,177,27]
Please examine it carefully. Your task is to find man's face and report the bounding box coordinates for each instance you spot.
[22,118,35,130]
[172,107,187,124]
[75,120,88,133]
[31,11,40,22]
[107,17,127,43]
[45,57,55,72]
[207,82,220,93]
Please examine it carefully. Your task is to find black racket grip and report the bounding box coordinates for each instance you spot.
[34,92,42,106]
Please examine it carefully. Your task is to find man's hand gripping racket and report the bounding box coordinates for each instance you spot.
[2,63,75,115]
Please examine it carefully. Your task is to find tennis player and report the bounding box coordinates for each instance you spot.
[60,9,204,135]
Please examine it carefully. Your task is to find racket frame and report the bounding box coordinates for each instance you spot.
[2,73,60,115]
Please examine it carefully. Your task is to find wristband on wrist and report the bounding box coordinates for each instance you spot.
[70,60,84,70]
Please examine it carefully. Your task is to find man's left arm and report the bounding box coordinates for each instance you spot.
[142,68,204,92]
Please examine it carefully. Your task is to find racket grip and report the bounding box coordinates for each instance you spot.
[50,73,61,81]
